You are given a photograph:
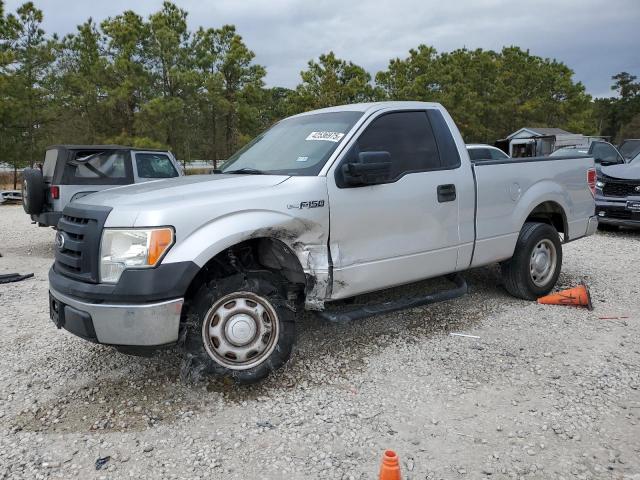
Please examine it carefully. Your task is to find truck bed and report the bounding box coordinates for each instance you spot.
[470,155,595,268]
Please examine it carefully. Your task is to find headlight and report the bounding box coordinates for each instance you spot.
[595,180,605,189]
[100,228,174,283]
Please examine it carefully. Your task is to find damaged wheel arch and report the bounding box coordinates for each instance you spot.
[181,236,329,314]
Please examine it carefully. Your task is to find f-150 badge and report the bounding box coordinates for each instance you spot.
[287,200,325,209]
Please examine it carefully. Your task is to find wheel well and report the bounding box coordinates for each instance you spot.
[184,238,307,302]
[525,201,567,238]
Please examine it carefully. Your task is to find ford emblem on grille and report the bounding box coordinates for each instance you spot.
[55,231,66,250]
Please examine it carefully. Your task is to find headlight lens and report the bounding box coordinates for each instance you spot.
[595,180,605,189]
[100,228,174,283]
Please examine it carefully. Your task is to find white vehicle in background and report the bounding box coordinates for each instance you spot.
[466,144,510,162]
[48,102,598,384]
[22,145,183,228]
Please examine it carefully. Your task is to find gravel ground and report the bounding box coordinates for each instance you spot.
[0,203,639,480]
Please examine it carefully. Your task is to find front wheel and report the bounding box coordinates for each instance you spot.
[183,272,297,384]
[501,222,562,300]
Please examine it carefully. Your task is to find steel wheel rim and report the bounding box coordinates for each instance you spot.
[202,291,279,370]
[529,239,557,287]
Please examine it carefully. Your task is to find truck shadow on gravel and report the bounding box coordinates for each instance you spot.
[12,264,586,435]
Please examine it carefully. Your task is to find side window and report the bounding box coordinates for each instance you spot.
[591,143,619,164]
[135,153,179,178]
[355,111,440,180]
[42,149,58,181]
[490,148,509,160]
[62,150,132,185]
[468,148,491,161]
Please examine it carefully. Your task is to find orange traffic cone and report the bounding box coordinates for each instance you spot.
[379,450,401,480]
[537,283,593,310]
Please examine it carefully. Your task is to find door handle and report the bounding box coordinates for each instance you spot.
[437,184,456,202]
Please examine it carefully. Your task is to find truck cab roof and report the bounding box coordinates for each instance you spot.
[290,101,444,118]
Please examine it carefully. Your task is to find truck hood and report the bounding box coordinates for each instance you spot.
[601,162,640,181]
[74,174,290,208]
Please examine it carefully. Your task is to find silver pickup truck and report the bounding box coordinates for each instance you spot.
[48,102,598,383]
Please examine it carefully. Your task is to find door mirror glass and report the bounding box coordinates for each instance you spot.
[342,151,392,186]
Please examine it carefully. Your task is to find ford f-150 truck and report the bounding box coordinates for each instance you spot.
[48,102,598,383]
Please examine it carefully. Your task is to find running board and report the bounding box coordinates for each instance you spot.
[316,273,468,323]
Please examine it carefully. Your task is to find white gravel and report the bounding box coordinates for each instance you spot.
[0,204,639,480]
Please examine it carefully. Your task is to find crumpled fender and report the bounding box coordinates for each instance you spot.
[162,209,330,310]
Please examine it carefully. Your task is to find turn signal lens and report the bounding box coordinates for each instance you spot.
[587,168,596,196]
[148,228,174,265]
[50,185,59,199]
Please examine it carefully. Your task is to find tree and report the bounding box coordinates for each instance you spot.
[292,52,374,112]
[52,18,110,143]
[375,45,594,142]
[136,2,195,154]
[1,1,56,187]
[215,25,265,156]
[100,10,150,138]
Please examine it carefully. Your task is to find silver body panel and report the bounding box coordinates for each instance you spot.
[50,287,183,346]
[72,102,596,310]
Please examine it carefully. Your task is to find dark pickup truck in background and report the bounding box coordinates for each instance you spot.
[595,154,640,229]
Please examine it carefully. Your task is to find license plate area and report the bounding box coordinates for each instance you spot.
[627,200,640,212]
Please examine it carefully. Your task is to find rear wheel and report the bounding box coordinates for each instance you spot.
[501,222,562,300]
[183,272,296,384]
[21,168,45,215]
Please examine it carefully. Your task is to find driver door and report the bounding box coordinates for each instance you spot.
[326,109,470,299]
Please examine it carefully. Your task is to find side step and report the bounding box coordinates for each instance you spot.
[316,273,468,323]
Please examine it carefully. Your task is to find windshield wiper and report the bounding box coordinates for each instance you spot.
[223,168,265,175]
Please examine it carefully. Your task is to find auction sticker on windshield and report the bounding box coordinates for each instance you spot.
[305,131,345,142]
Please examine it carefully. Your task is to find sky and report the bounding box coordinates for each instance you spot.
[5,0,640,98]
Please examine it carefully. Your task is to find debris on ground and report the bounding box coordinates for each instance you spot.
[0,190,22,204]
[94,456,110,470]
[0,272,34,284]
[449,333,480,339]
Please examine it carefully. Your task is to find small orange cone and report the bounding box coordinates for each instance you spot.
[379,450,401,480]
[537,283,593,310]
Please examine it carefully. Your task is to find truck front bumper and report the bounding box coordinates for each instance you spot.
[49,287,183,346]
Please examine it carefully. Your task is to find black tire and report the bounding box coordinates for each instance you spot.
[597,223,618,232]
[21,168,45,214]
[182,272,297,384]
[501,222,562,300]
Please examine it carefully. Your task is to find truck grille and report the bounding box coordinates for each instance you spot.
[54,205,111,283]
[602,180,640,197]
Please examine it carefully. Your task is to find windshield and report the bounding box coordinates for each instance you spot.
[550,147,587,157]
[619,140,640,160]
[221,111,363,175]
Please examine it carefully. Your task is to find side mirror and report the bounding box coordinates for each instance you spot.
[341,151,392,186]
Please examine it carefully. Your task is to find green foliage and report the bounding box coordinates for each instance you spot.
[376,45,595,142]
[594,72,640,142]
[289,52,374,113]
